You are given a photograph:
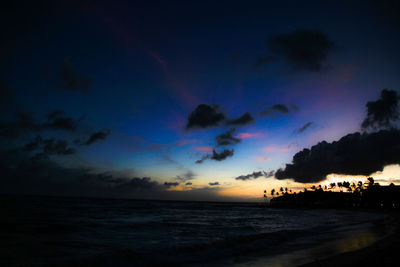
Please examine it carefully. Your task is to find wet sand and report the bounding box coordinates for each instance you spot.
[301,212,400,267]
[234,211,397,267]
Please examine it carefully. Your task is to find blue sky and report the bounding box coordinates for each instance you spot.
[1,0,400,201]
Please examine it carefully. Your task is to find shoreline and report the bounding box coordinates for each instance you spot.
[233,210,394,267]
[299,212,400,267]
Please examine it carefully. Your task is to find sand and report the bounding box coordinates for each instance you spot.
[233,211,398,267]
[300,212,400,267]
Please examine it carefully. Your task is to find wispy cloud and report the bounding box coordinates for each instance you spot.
[177,139,199,147]
[294,122,313,134]
[258,29,335,72]
[254,156,272,162]
[173,170,196,182]
[235,171,274,181]
[263,143,298,153]
[193,146,213,151]
[195,149,234,163]
[236,132,264,139]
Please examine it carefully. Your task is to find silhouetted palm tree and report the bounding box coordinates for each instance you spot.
[367,177,374,188]
[357,181,363,191]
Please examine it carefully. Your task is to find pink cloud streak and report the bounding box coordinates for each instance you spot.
[177,139,199,147]
[263,144,298,153]
[193,146,213,152]
[237,132,264,139]
[254,156,272,162]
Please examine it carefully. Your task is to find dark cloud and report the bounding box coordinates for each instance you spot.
[112,177,159,190]
[0,148,241,201]
[294,122,313,134]
[211,149,234,161]
[209,182,219,186]
[195,155,209,164]
[266,29,335,72]
[271,104,290,113]
[80,175,159,191]
[227,112,255,126]
[275,129,400,183]
[235,170,275,181]
[185,182,193,185]
[216,129,241,146]
[48,117,77,130]
[361,89,399,131]
[186,104,255,130]
[186,104,227,129]
[23,136,42,151]
[83,129,111,146]
[0,110,82,138]
[164,182,180,188]
[23,136,75,158]
[0,149,164,198]
[174,170,196,182]
[42,138,75,155]
[264,170,275,177]
[195,149,234,163]
[235,171,265,181]
[44,110,79,131]
[59,60,93,92]
[260,104,291,117]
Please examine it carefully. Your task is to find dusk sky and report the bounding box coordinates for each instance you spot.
[1,0,400,201]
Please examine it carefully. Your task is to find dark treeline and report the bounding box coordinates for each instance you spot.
[267,178,400,209]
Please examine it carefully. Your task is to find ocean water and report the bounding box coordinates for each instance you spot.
[0,195,386,266]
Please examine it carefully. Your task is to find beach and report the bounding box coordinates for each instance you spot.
[300,212,400,267]
[232,211,398,267]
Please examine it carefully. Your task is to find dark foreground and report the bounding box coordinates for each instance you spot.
[0,194,393,266]
[301,213,400,267]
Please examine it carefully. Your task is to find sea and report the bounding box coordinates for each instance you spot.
[0,195,388,266]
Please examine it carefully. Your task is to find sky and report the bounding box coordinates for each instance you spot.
[1,0,400,202]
